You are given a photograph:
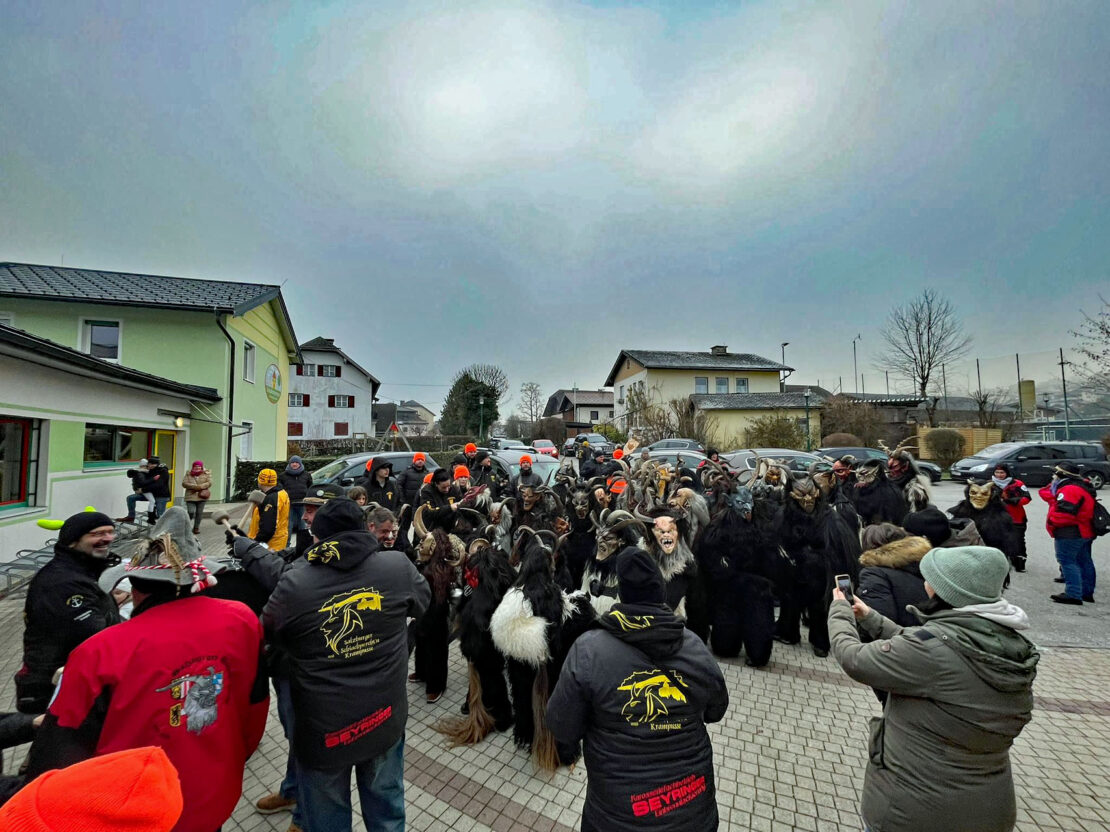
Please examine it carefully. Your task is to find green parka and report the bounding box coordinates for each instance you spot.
[829,599,1039,832]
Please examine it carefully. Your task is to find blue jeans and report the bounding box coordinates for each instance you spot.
[275,677,304,827]
[125,493,152,517]
[289,503,306,535]
[298,734,405,832]
[1055,537,1096,599]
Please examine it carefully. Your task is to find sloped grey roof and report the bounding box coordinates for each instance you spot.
[299,336,380,387]
[543,388,613,416]
[690,392,825,411]
[605,349,790,386]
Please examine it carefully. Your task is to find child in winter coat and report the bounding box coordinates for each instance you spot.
[993,462,1031,571]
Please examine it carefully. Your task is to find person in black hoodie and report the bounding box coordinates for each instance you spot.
[263,497,430,832]
[144,456,171,519]
[547,548,729,832]
[279,455,313,534]
[360,458,401,512]
[15,512,122,714]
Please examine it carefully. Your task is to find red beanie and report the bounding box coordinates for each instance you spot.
[520,455,533,465]
[464,443,477,454]
[423,473,433,484]
[0,746,183,831]
[454,465,471,480]
[613,448,624,459]
[413,452,426,463]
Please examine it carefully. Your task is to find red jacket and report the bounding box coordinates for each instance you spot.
[998,480,1031,524]
[29,595,268,832]
[1039,481,1096,539]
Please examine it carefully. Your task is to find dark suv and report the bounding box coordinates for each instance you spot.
[950,441,1108,489]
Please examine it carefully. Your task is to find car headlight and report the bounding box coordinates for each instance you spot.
[969,463,988,473]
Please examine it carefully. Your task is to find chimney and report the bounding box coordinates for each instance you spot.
[710,345,728,356]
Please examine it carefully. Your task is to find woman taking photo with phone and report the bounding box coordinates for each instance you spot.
[828,545,1039,832]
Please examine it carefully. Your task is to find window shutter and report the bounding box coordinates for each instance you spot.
[348,396,355,407]
[295,365,303,376]
[335,366,342,378]
[317,366,324,376]
[328,395,336,408]
[303,394,310,406]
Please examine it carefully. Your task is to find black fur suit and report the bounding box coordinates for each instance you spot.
[948,484,1020,568]
[457,545,516,731]
[695,488,776,666]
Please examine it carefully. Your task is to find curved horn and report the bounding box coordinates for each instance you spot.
[632,505,657,525]
[468,537,491,555]
[457,507,485,526]
[413,504,430,540]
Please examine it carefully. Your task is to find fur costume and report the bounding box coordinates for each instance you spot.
[434,540,515,746]
[553,473,602,590]
[490,532,594,769]
[773,477,862,657]
[636,509,707,637]
[695,486,777,666]
[887,450,932,514]
[947,482,1021,569]
[581,510,649,615]
[853,460,909,526]
[412,530,463,698]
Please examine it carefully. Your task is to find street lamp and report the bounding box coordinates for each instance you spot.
[803,387,812,451]
[478,394,485,442]
[780,342,789,392]
[852,334,862,393]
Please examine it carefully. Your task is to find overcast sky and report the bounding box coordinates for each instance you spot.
[2,0,1107,416]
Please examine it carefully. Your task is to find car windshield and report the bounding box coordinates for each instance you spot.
[973,443,1020,458]
[313,457,357,479]
[534,440,554,448]
[510,459,559,483]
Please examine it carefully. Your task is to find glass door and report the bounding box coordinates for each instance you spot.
[154,430,178,507]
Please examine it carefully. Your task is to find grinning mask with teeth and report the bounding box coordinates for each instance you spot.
[593,486,611,510]
[520,486,540,512]
[790,478,819,513]
[855,460,883,486]
[967,481,993,510]
[652,516,678,555]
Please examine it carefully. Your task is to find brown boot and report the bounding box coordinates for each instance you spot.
[255,793,296,814]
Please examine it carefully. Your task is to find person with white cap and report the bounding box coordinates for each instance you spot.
[25,507,269,832]
[828,545,1040,832]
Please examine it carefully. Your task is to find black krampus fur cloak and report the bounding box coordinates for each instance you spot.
[694,487,777,666]
[853,461,908,527]
[948,482,1021,568]
[640,508,709,640]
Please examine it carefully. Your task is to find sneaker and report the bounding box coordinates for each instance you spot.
[115,516,135,523]
[287,824,303,832]
[408,673,423,684]
[255,793,297,814]
[1050,593,1083,606]
[426,691,443,704]
[1082,595,1095,603]
[1054,577,1065,583]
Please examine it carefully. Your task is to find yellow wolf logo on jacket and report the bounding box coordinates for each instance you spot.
[617,669,689,727]
[318,588,384,658]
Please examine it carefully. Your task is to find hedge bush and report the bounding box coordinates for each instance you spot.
[924,428,966,470]
[821,432,862,447]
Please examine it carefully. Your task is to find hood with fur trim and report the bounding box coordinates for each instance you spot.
[858,536,931,569]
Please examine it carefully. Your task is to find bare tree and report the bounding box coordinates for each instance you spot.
[464,364,510,398]
[968,386,1007,429]
[878,289,971,425]
[820,395,886,446]
[1071,295,1110,389]
[519,382,544,428]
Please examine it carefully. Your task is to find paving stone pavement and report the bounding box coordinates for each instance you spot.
[0,496,1107,831]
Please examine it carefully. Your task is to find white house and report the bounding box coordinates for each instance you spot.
[288,337,380,440]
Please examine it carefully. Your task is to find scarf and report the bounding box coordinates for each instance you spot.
[993,476,1013,489]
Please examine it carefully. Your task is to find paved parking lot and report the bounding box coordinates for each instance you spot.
[2,481,1107,831]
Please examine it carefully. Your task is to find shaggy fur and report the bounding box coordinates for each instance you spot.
[853,462,909,526]
[948,486,1021,568]
[859,535,932,568]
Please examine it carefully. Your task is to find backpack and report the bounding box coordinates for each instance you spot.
[1092,497,1110,537]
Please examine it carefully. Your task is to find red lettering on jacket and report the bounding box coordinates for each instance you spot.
[629,774,707,818]
[324,706,392,748]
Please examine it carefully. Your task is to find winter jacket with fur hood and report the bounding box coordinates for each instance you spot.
[262,530,430,768]
[857,537,931,628]
[829,599,1039,832]
[546,602,729,832]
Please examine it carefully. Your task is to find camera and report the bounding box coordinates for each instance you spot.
[835,573,854,604]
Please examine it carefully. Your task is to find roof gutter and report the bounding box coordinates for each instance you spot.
[216,313,236,503]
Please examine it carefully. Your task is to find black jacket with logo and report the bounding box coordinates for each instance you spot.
[360,459,401,511]
[419,483,461,532]
[262,530,430,768]
[15,547,121,713]
[547,602,728,832]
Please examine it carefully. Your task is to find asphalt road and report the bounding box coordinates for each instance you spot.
[927,481,1108,649]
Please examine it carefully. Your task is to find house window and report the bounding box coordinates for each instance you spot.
[334,422,349,436]
[289,393,310,407]
[328,395,354,408]
[735,378,749,393]
[590,410,599,421]
[243,341,256,382]
[239,421,254,460]
[288,422,304,437]
[609,410,614,417]
[319,365,341,378]
[0,417,33,505]
[619,385,625,403]
[694,377,708,394]
[82,424,152,464]
[82,320,120,361]
[297,363,315,376]
[715,377,729,394]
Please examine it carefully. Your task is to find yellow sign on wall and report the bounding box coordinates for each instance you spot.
[264,364,282,404]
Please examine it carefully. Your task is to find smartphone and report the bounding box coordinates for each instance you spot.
[835,573,854,604]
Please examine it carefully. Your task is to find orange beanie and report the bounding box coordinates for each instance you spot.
[423,473,433,484]
[454,465,471,480]
[413,452,426,463]
[0,746,183,831]
[464,443,477,454]
[613,448,624,459]
[520,455,533,465]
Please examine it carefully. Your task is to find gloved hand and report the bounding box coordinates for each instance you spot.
[231,535,259,560]
[225,528,237,547]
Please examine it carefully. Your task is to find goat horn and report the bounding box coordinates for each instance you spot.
[413,504,429,540]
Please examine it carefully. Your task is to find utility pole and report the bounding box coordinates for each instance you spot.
[852,334,862,393]
[1015,353,1022,417]
[780,342,789,392]
[885,370,889,394]
[1059,348,1071,440]
[478,394,485,442]
[976,359,982,398]
[941,364,949,423]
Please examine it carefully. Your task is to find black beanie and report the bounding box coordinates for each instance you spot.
[58,511,116,548]
[310,497,366,541]
[616,547,666,605]
[903,507,951,548]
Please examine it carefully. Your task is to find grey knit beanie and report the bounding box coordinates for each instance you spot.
[919,545,1009,608]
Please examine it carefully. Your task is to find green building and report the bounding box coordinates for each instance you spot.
[0,262,300,554]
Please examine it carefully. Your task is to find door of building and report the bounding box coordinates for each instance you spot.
[154,430,178,506]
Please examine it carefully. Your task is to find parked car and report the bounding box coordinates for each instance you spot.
[818,446,943,484]
[491,450,561,487]
[311,451,442,488]
[532,439,558,458]
[950,441,1108,489]
[646,438,706,453]
[634,449,709,470]
[571,433,616,456]
[723,448,832,477]
[488,437,531,451]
